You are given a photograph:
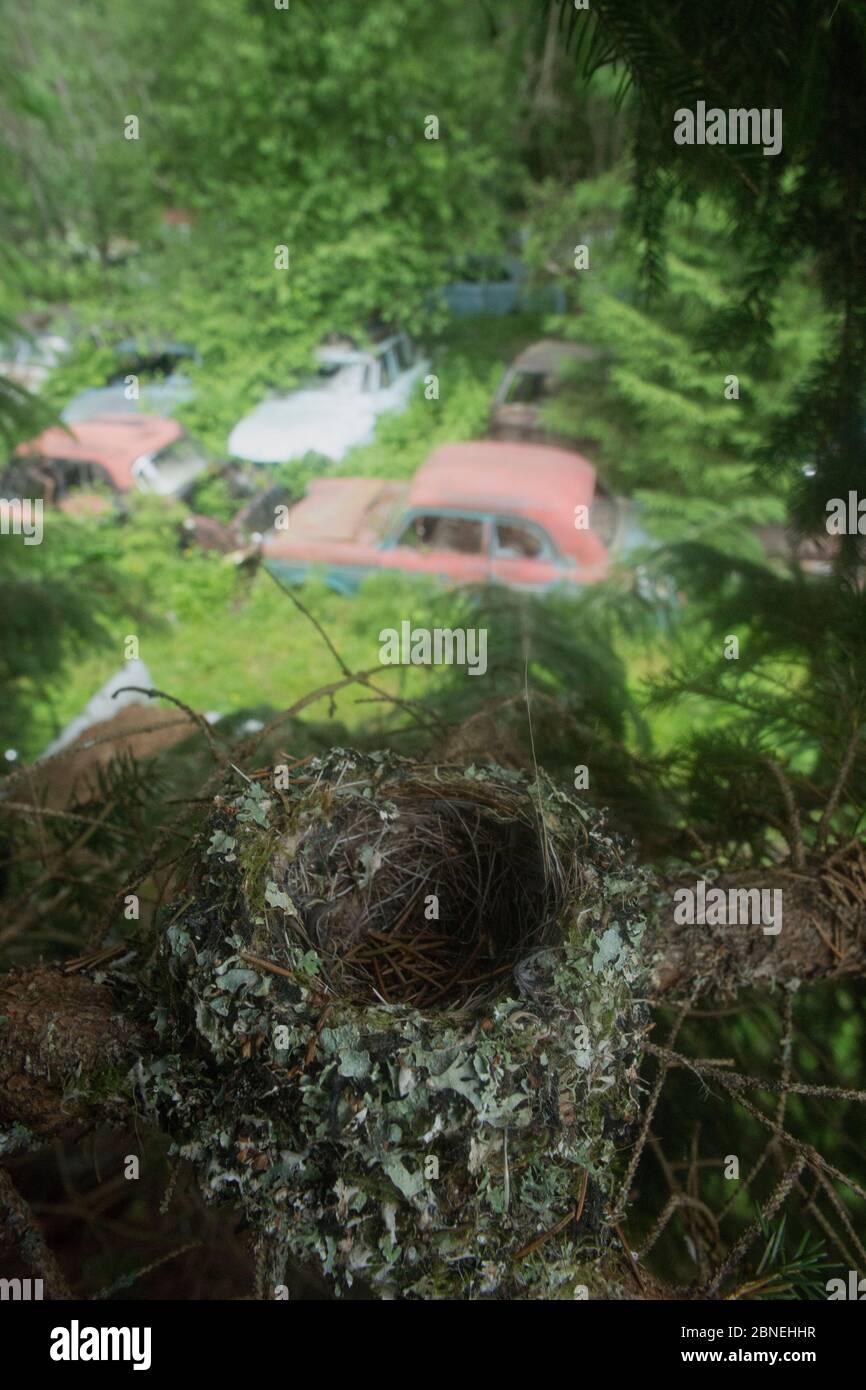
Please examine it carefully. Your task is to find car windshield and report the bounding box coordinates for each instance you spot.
[154,436,211,471]
[303,360,367,393]
[504,370,551,405]
[133,435,209,496]
[109,350,191,385]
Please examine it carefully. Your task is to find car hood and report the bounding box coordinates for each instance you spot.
[227,391,376,463]
[16,415,184,491]
[265,477,406,547]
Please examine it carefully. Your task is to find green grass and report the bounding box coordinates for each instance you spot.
[24,541,455,757]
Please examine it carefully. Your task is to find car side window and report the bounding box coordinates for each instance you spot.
[379,350,398,389]
[394,337,413,372]
[86,462,115,490]
[48,459,83,493]
[399,513,484,555]
[493,518,556,562]
[71,462,95,488]
[61,460,110,490]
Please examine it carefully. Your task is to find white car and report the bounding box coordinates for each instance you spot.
[227,333,429,465]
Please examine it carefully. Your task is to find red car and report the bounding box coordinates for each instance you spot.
[261,440,631,592]
[5,414,210,514]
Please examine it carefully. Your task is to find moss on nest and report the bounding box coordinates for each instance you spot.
[141,749,651,1299]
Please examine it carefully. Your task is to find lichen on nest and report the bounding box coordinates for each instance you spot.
[141,749,652,1299]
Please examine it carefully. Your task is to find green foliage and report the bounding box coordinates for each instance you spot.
[549,0,866,544]
[643,553,866,860]
[750,1214,833,1301]
[0,0,158,263]
[183,473,237,526]
[0,513,137,754]
[528,188,829,543]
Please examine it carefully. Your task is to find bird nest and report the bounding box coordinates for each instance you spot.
[145,749,651,1299]
[267,772,569,1009]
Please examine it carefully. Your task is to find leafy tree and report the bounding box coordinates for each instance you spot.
[0,0,159,264]
[529,185,830,546]
[0,514,143,756]
[546,0,866,562]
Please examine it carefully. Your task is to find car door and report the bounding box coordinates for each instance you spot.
[489,516,568,590]
[383,510,491,584]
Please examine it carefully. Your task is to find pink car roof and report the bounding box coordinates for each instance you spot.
[408,441,598,557]
[17,414,183,491]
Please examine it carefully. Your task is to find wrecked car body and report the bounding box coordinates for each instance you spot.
[6,414,210,513]
[489,338,603,447]
[61,338,199,422]
[227,332,428,465]
[259,439,637,593]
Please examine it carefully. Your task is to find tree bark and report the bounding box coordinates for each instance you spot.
[0,966,144,1140]
[651,854,866,1000]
